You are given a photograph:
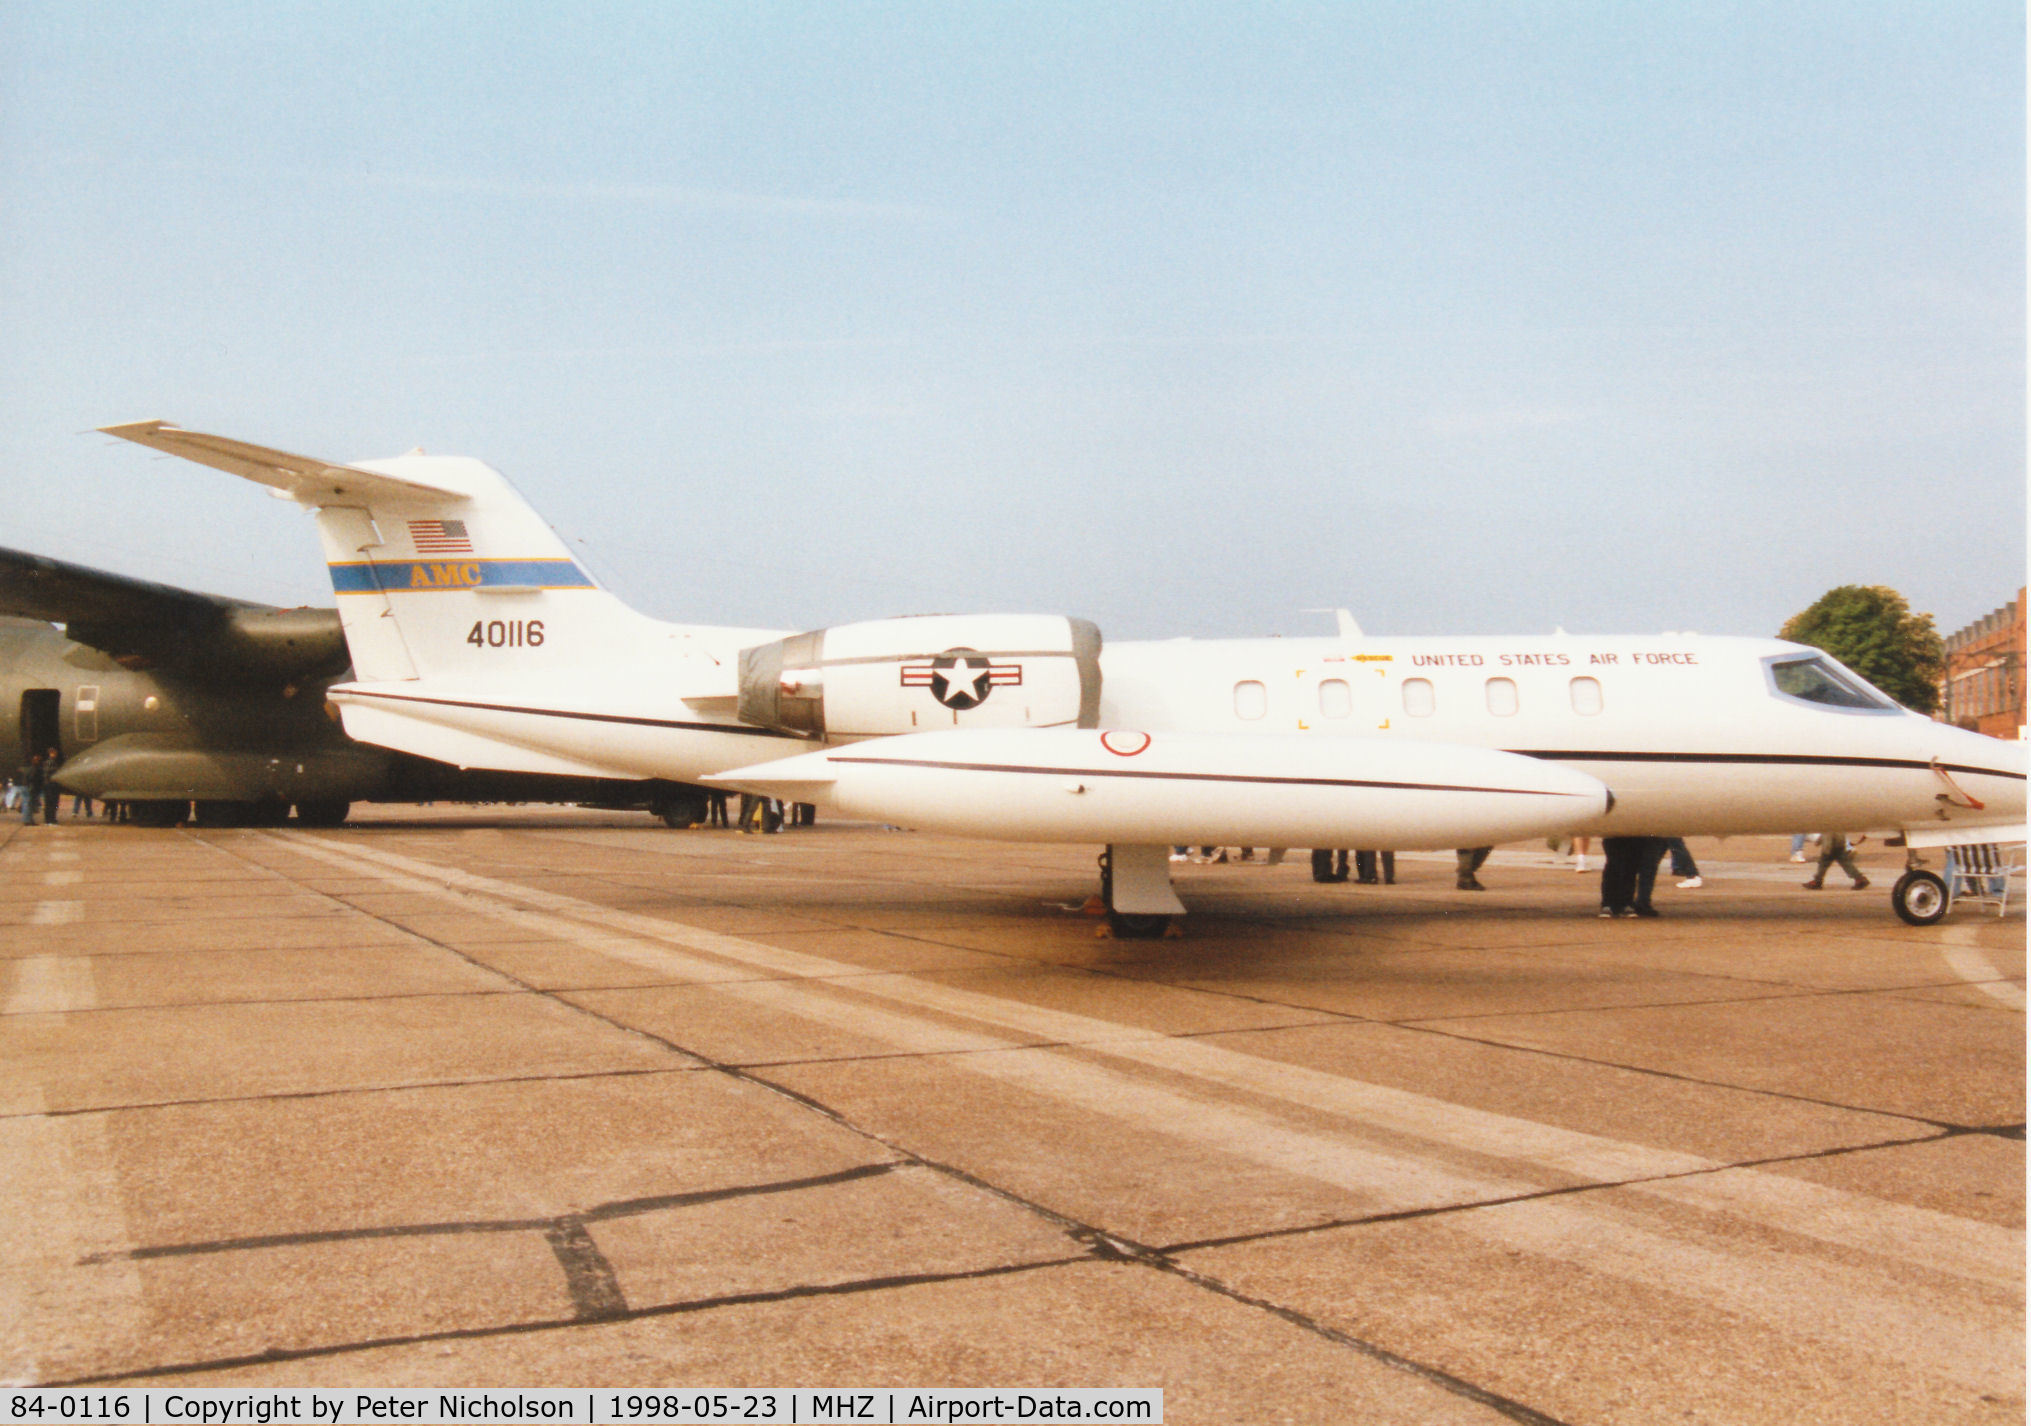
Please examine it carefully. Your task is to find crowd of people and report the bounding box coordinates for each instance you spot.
[1167,830,1868,916]
[5,748,154,826]
[4,748,80,826]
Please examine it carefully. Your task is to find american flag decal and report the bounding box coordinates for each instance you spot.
[409,519,473,554]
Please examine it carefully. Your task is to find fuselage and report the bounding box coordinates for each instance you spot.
[327,621,2024,844]
[0,619,366,789]
[1094,632,2024,838]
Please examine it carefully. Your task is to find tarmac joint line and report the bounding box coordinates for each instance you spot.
[41,1257,1088,1388]
[80,1163,909,1265]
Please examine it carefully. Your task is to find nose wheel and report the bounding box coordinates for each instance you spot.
[1891,869,1948,926]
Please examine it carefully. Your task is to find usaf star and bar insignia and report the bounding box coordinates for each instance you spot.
[901,649,1023,709]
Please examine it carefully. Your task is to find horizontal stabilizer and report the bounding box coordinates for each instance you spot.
[100,421,468,505]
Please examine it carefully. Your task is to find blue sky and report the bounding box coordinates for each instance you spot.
[2,3,2021,641]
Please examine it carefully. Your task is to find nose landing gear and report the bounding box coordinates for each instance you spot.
[1891,868,1949,926]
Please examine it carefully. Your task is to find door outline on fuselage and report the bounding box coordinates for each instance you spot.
[18,688,59,762]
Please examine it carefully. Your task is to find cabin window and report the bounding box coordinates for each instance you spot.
[1484,677,1518,716]
[1764,654,1898,713]
[1568,676,1602,716]
[74,686,100,742]
[1234,680,1268,720]
[1402,678,1435,717]
[1318,678,1352,719]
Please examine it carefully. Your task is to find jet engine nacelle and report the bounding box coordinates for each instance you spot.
[737,614,1102,739]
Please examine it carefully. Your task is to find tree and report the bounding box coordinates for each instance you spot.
[1779,585,1944,714]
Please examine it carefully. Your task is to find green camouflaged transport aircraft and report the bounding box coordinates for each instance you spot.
[0,546,713,828]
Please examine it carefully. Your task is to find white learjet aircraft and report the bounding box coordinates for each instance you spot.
[103,422,2025,932]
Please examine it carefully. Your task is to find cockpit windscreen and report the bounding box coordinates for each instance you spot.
[1766,654,1898,712]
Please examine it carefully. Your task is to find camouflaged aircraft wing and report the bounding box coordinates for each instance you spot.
[0,544,347,682]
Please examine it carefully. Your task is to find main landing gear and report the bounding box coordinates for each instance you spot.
[122,798,352,828]
[1095,844,1186,939]
[650,785,711,828]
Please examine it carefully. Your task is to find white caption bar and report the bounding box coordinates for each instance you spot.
[2,1390,1162,1425]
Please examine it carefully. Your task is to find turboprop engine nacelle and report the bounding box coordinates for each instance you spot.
[737,614,1103,739]
[706,726,1612,848]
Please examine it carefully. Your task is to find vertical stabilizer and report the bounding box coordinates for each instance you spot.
[309,451,627,683]
[99,422,661,684]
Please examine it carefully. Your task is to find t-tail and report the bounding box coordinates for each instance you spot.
[100,421,674,683]
[98,421,797,783]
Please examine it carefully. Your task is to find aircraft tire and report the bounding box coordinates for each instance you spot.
[294,799,352,828]
[1891,869,1949,927]
[1105,911,1173,939]
[128,799,189,828]
[653,786,711,828]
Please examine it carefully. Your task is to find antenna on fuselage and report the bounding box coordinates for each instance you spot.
[1302,608,1363,640]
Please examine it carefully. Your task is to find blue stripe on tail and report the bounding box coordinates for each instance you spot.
[328,559,595,593]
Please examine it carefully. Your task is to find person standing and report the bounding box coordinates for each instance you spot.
[1630,836,1671,916]
[1803,833,1870,890]
[1355,850,1395,884]
[18,753,44,826]
[1598,835,1644,917]
[1456,846,1492,891]
[1665,837,1702,889]
[39,749,62,826]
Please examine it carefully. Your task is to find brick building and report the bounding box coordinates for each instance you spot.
[1939,587,2025,739]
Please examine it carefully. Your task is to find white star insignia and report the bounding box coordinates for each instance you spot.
[937,660,991,701]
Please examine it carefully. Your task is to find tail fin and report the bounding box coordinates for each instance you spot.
[101,421,654,683]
